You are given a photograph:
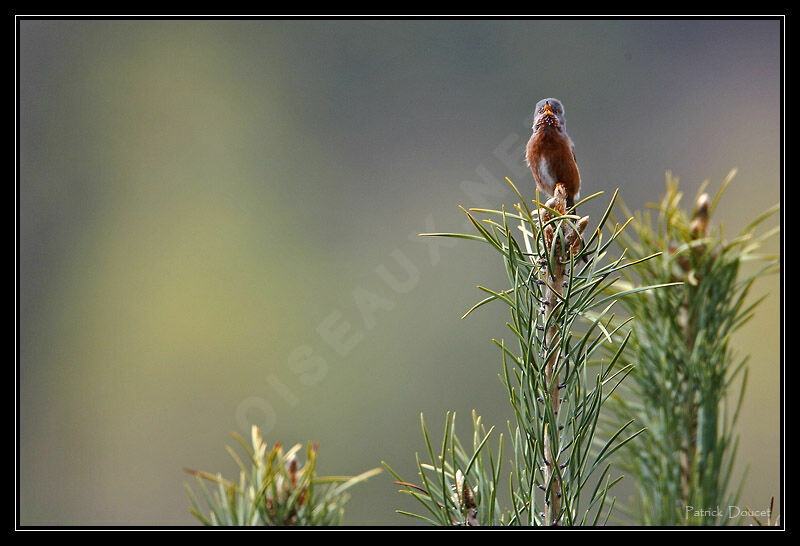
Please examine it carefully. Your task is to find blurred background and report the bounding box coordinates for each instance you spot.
[19,19,781,526]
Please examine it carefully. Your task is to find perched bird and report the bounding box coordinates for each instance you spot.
[526,98,581,210]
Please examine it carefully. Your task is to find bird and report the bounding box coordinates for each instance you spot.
[525,98,581,211]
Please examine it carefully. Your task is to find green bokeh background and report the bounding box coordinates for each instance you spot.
[19,19,781,526]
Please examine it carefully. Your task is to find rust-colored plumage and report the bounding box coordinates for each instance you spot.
[526,98,581,209]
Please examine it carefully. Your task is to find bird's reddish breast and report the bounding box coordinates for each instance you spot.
[529,132,578,180]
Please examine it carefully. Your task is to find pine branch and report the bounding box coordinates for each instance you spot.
[391,179,662,526]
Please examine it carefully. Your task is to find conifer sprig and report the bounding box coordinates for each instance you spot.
[605,171,779,525]
[389,179,666,525]
[184,425,381,526]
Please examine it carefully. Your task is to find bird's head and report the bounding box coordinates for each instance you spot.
[533,98,566,132]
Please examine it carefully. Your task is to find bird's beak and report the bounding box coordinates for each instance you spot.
[543,102,554,116]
